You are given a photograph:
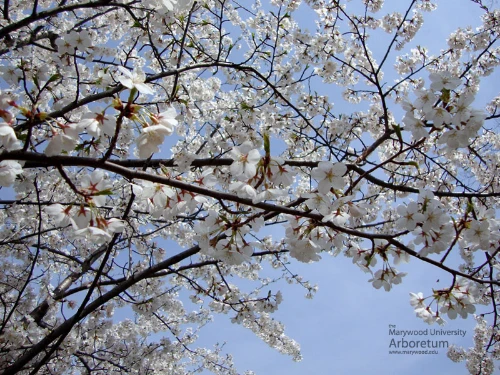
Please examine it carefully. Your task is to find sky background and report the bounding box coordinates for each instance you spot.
[177,1,500,374]
[2,0,495,374]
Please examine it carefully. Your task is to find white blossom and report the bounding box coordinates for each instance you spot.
[0,160,22,186]
[1,2,499,374]
[117,66,154,95]
[0,122,21,151]
[136,125,174,158]
[429,72,462,92]
[229,142,261,179]
[311,161,347,194]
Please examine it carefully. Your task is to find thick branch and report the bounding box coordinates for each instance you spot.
[8,151,499,198]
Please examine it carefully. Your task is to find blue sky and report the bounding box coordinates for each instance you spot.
[3,0,494,373]
[195,253,479,374]
[1,1,498,373]
[179,1,500,374]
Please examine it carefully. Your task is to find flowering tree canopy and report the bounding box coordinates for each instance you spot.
[0,0,499,373]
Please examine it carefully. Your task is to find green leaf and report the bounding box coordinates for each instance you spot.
[440,89,450,104]
[160,163,170,175]
[74,143,85,151]
[466,200,475,214]
[240,102,252,111]
[364,253,374,266]
[406,161,420,170]
[263,132,270,156]
[173,85,181,97]
[47,73,62,83]
[396,160,420,172]
[392,123,403,144]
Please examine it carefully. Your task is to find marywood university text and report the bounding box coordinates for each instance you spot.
[388,326,467,351]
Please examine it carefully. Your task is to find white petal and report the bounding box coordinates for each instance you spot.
[134,82,154,95]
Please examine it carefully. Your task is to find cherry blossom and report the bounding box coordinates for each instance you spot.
[396,201,424,231]
[415,306,441,325]
[213,238,253,265]
[464,219,490,250]
[369,268,407,291]
[311,161,347,194]
[55,35,75,55]
[77,108,116,138]
[402,112,428,139]
[303,192,331,214]
[269,158,295,187]
[0,1,499,374]
[97,217,126,234]
[117,66,154,95]
[0,160,22,186]
[426,106,452,129]
[134,180,176,217]
[429,72,462,91]
[288,238,322,263]
[413,89,435,113]
[161,0,178,11]
[45,123,79,156]
[252,188,287,204]
[80,169,112,207]
[229,180,258,199]
[136,124,175,158]
[151,107,178,133]
[451,93,475,125]
[229,141,261,180]
[0,122,21,151]
[410,292,426,309]
[73,226,113,243]
[194,168,218,187]
[45,204,73,226]
[71,205,93,229]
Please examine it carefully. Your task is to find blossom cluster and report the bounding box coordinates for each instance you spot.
[402,72,487,150]
[0,0,499,374]
[448,315,498,375]
[45,170,125,242]
[410,278,477,325]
